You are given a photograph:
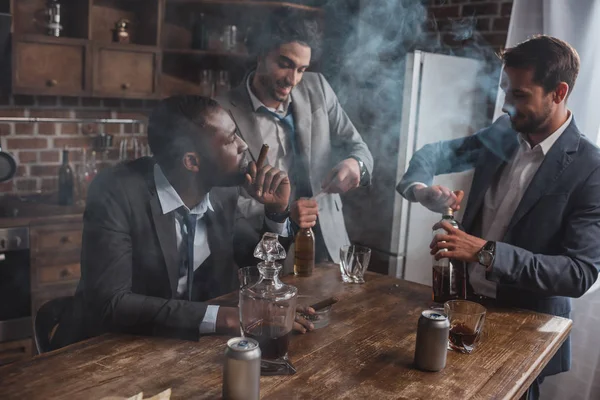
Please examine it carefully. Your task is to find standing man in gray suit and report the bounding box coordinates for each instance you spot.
[397,36,600,399]
[218,8,373,264]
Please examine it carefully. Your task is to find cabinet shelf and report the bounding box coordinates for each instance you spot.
[166,0,324,13]
[163,48,249,58]
[7,0,324,99]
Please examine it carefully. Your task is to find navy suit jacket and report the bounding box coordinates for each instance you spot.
[397,115,600,377]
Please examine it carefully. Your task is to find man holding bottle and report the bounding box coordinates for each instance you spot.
[217,8,373,266]
[397,36,600,399]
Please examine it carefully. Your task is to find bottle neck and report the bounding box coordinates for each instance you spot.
[257,262,283,286]
[62,150,69,165]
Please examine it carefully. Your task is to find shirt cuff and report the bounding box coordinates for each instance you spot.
[265,217,291,237]
[199,305,220,334]
[403,182,427,201]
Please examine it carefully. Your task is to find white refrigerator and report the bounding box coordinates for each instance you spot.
[389,51,488,285]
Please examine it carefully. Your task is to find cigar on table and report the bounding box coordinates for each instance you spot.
[256,144,269,168]
[309,296,339,311]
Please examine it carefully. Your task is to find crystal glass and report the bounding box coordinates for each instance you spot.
[239,233,298,375]
[339,245,371,283]
[444,300,486,354]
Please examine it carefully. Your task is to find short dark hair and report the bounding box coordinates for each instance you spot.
[246,7,321,60]
[500,35,580,96]
[147,96,221,171]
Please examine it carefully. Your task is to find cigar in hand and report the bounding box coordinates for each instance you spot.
[256,144,269,168]
[310,296,339,311]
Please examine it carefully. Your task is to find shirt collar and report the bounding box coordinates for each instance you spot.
[246,72,292,116]
[153,164,213,216]
[518,111,573,155]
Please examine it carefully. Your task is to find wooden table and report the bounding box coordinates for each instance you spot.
[0,265,572,400]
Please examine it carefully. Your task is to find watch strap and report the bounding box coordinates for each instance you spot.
[265,205,290,223]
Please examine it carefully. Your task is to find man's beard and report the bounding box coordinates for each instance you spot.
[511,105,553,134]
[209,159,248,187]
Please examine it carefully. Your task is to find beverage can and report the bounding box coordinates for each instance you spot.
[414,309,450,372]
[223,337,261,400]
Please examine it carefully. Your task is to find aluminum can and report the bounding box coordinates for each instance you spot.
[414,309,450,372]
[223,337,261,400]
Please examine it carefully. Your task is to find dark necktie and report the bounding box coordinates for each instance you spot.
[257,104,312,197]
[258,105,297,156]
[177,208,197,301]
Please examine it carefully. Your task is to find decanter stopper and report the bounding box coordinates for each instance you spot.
[253,232,286,263]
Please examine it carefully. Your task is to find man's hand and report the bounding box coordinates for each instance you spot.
[215,306,239,335]
[430,221,486,263]
[291,198,318,228]
[321,158,361,194]
[413,185,464,213]
[243,161,291,213]
[294,305,315,334]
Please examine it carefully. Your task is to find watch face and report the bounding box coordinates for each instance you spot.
[478,251,493,266]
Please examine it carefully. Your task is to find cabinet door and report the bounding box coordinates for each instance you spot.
[12,38,90,96]
[30,222,83,291]
[93,46,159,98]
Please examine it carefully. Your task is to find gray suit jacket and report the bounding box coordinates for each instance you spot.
[397,115,600,377]
[217,72,373,262]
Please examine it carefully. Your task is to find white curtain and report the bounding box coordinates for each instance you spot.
[494,1,600,399]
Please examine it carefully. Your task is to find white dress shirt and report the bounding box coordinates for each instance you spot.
[246,74,295,179]
[154,164,289,334]
[471,112,573,298]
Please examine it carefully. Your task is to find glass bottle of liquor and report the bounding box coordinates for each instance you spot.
[191,13,208,50]
[58,148,74,206]
[294,228,315,277]
[432,207,467,303]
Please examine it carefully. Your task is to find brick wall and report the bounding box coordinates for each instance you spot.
[427,0,513,54]
[0,94,152,195]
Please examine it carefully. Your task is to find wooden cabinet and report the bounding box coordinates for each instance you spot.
[12,37,91,96]
[0,339,32,366]
[7,0,324,99]
[30,218,82,322]
[93,45,159,98]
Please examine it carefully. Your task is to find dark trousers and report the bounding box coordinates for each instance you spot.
[312,222,330,263]
[523,376,545,400]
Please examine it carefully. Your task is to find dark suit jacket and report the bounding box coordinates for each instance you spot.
[54,157,269,347]
[397,115,600,377]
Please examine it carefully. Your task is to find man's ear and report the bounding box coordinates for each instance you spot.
[182,152,201,172]
[553,82,569,104]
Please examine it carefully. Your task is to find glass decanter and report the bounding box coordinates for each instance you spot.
[239,232,298,375]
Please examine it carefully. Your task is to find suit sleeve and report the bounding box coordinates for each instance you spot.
[81,170,211,341]
[489,166,600,298]
[396,131,485,201]
[318,73,374,184]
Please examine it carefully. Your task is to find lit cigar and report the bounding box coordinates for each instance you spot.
[256,144,269,168]
[310,296,339,311]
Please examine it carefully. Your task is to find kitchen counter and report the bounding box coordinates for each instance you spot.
[0,195,84,228]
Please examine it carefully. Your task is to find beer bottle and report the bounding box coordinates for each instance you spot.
[432,208,467,303]
[58,148,74,206]
[294,228,315,276]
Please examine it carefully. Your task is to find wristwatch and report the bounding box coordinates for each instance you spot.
[265,205,290,223]
[349,156,368,185]
[477,241,496,268]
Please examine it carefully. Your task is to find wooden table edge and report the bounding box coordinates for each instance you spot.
[504,317,573,400]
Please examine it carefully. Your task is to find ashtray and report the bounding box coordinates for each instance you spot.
[297,295,338,330]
